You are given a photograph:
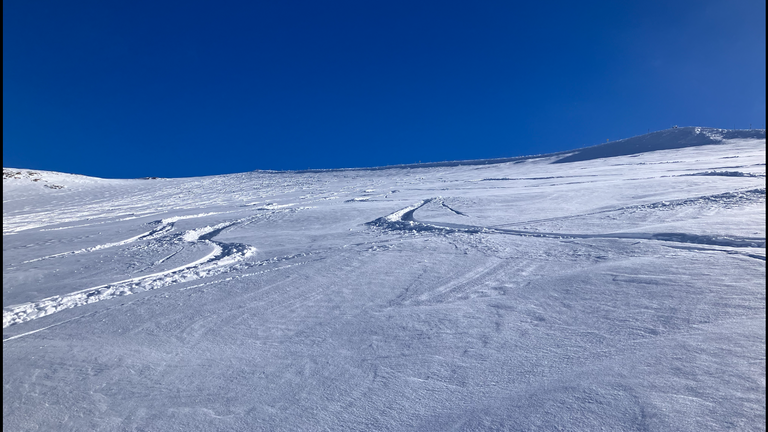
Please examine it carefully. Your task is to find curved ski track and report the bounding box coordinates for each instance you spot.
[368,196,766,257]
[3,217,258,328]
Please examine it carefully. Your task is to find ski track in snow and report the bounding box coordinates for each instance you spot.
[3,217,260,328]
[487,187,766,228]
[21,221,175,264]
[2,203,316,328]
[370,196,766,253]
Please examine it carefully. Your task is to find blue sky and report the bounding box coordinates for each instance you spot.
[3,0,765,178]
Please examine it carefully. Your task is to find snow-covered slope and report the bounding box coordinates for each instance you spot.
[3,128,765,431]
[554,126,765,163]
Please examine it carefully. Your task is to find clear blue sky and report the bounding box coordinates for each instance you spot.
[3,0,765,178]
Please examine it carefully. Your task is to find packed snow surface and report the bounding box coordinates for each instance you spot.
[3,128,766,430]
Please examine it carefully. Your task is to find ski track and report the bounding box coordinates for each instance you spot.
[395,259,507,307]
[487,187,766,229]
[2,256,317,341]
[2,316,82,342]
[21,222,175,264]
[3,218,258,328]
[370,197,766,254]
[2,205,314,328]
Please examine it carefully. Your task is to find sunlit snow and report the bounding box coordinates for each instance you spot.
[3,127,765,430]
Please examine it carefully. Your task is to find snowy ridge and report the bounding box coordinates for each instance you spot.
[3,167,103,188]
[553,127,765,163]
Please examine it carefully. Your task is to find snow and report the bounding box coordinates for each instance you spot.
[3,128,766,431]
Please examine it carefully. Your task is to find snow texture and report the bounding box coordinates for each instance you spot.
[3,127,766,431]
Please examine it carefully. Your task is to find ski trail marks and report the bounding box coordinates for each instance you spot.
[370,198,766,252]
[408,259,505,306]
[20,211,225,264]
[3,317,81,342]
[488,188,766,229]
[21,222,174,264]
[4,207,312,328]
[3,255,317,342]
[3,218,257,328]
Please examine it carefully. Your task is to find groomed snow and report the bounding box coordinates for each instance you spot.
[3,128,766,431]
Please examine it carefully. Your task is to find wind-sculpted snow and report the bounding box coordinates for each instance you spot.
[2,131,766,431]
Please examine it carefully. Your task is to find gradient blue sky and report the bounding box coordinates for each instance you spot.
[4,0,766,178]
